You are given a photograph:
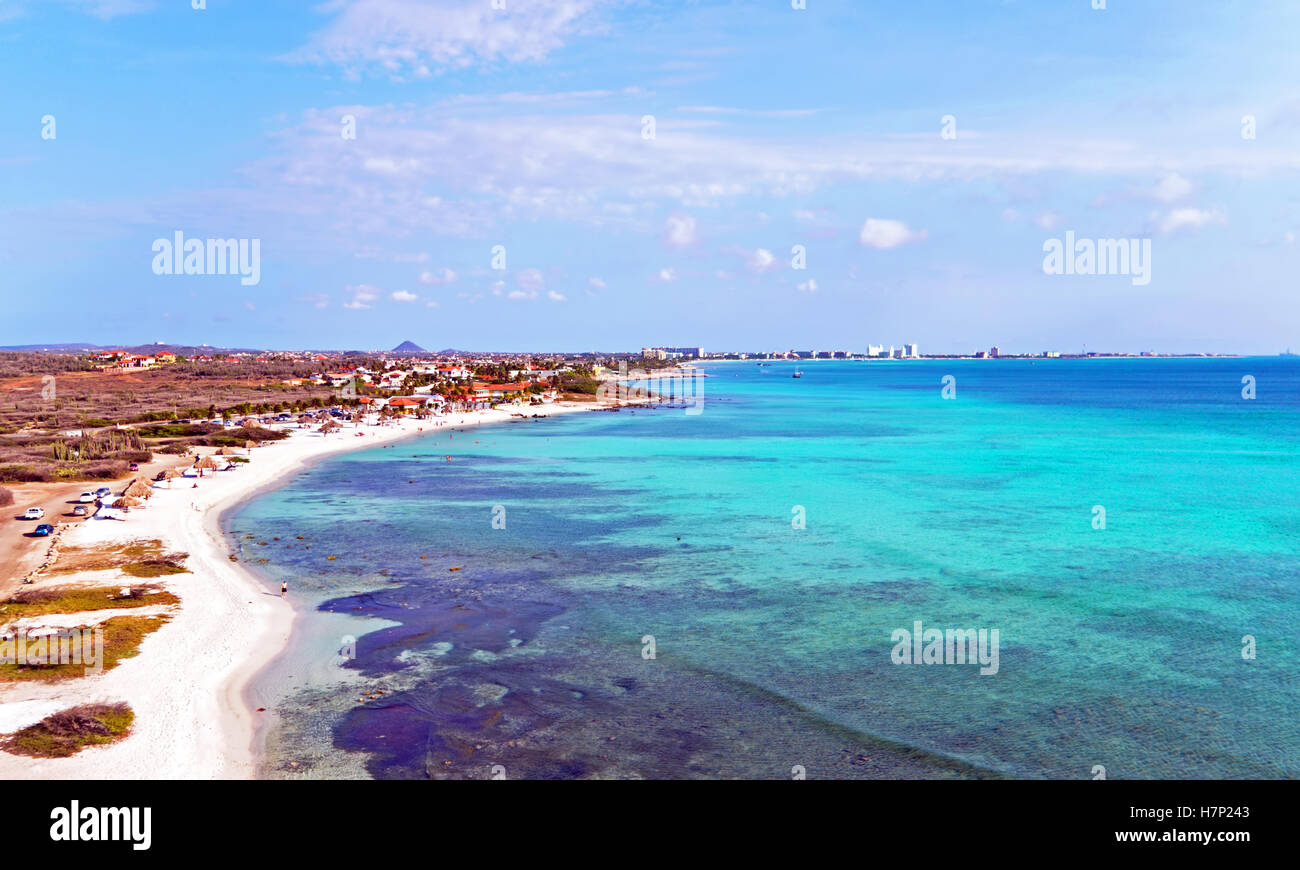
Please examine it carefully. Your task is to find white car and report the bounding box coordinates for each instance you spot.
[79,491,96,503]
[23,507,44,520]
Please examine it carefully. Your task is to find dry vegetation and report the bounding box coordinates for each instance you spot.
[0,614,171,683]
[0,353,341,434]
[0,428,153,484]
[0,583,179,619]
[0,417,287,484]
[43,539,188,578]
[0,351,333,483]
[0,541,182,685]
[2,702,133,757]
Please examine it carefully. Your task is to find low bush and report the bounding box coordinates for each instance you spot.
[2,703,134,758]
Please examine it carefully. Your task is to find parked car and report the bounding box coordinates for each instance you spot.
[128,462,139,471]
[33,523,54,536]
[79,491,96,503]
[72,505,88,517]
[22,507,44,520]
[95,487,111,498]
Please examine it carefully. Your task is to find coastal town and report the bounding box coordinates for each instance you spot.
[0,340,681,772]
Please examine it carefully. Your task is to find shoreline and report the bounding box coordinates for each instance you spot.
[0,400,609,778]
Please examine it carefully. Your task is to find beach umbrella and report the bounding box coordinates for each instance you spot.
[123,478,154,499]
[116,495,143,510]
[245,440,257,456]
[193,455,221,476]
[161,467,184,488]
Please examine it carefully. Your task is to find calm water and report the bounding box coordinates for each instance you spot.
[229,358,1300,779]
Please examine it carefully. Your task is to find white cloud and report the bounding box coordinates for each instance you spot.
[1157,207,1225,234]
[676,106,820,118]
[588,277,606,289]
[547,290,567,302]
[391,290,418,302]
[426,300,439,309]
[286,0,609,77]
[1152,172,1193,204]
[343,284,380,310]
[54,0,151,19]
[233,104,1300,249]
[516,268,545,292]
[858,218,927,250]
[355,248,429,263]
[419,267,457,285]
[796,278,818,293]
[363,156,422,176]
[1035,212,1061,231]
[745,248,777,273]
[664,214,697,247]
[507,289,536,300]
[656,268,677,282]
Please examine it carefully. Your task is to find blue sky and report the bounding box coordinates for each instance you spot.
[1,0,1298,353]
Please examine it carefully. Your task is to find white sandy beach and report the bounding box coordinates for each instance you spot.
[0,401,603,778]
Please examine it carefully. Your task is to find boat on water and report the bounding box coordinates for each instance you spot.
[792,368,803,378]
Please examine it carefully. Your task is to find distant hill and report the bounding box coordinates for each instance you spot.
[0,342,105,352]
[391,340,428,353]
[0,342,267,355]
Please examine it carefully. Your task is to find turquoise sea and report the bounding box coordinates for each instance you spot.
[229,358,1300,779]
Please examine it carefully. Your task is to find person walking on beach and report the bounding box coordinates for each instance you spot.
[280,581,288,597]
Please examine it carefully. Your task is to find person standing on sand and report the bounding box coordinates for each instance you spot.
[280,581,287,597]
